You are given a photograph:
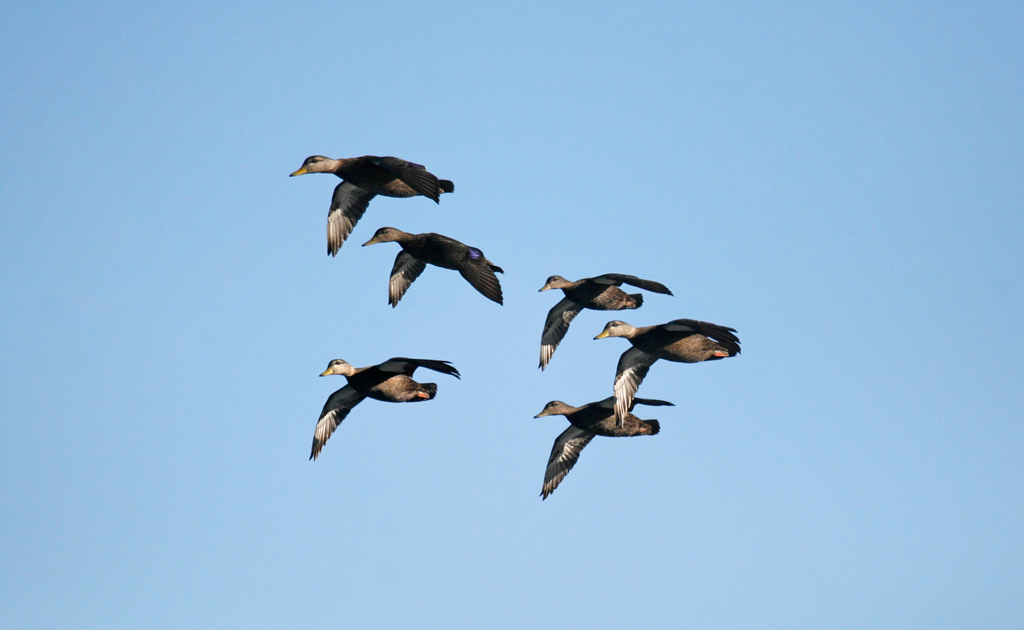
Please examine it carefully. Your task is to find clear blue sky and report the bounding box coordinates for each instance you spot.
[2,2,1022,628]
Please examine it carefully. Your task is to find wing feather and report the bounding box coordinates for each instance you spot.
[663,319,741,355]
[597,395,675,411]
[541,426,595,500]
[457,261,504,305]
[613,348,657,425]
[539,297,582,370]
[327,182,376,256]
[632,398,675,408]
[370,156,443,202]
[594,273,673,295]
[377,358,461,379]
[388,251,427,307]
[310,386,365,460]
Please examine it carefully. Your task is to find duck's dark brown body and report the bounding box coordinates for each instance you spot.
[548,399,662,437]
[623,320,741,363]
[556,280,642,310]
[326,157,454,200]
[344,365,439,402]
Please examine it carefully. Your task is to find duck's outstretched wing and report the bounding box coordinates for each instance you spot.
[596,396,675,411]
[613,347,658,425]
[631,398,675,408]
[662,319,741,356]
[593,273,673,296]
[310,385,366,460]
[327,182,376,256]
[378,358,461,380]
[455,247,504,305]
[388,251,427,307]
[369,156,444,202]
[541,425,595,500]
[539,297,582,370]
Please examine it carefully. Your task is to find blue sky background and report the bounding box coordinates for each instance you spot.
[2,2,1022,628]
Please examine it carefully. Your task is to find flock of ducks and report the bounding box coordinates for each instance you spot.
[291,154,742,499]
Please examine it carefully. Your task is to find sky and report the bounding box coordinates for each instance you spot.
[2,1,1023,628]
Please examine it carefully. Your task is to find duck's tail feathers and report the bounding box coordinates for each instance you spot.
[628,293,644,309]
[644,420,661,435]
[419,383,438,400]
[439,180,455,194]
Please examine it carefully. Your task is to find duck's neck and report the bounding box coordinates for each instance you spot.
[333,364,359,378]
[312,158,348,175]
[628,325,652,338]
[556,403,581,416]
[561,279,586,292]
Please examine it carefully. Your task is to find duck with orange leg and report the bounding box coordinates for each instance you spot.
[311,357,460,460]
[594,319,741,426]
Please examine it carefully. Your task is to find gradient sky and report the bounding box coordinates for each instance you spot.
[2,2,1023,628]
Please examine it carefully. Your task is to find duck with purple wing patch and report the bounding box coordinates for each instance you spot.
[290,155,454,256]
[595,319,741,426]
[311,357,460,460]
[537,273,673,370]
[362,227,504,306]
[533,396,673,499]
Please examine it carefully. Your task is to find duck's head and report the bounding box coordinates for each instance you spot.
[320,359,355,377]
[536,403,577,420]
[594,320,635,340]
[291,155,336,176]
[534,401,574,418]
[538,275,572,292]
[362,227,408,246]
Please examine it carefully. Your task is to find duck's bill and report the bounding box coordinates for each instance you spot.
[290,167,309,176]
[594,331,611,339]
[362,236,380,246]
